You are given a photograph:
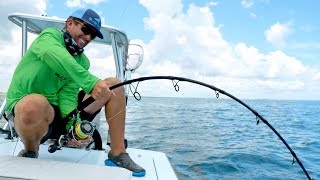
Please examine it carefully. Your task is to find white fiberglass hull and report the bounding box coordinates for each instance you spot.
[0,135,177,180]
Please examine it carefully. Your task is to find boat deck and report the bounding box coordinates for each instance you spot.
[0,134,177,180]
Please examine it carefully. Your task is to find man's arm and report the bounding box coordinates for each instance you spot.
[33,28,99,94]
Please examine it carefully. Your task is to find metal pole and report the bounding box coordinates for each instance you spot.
[22,20,28,56]
[110,32,124,81]
[0,99,6,120]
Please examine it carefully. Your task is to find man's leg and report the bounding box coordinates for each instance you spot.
[83,77,145,176]
[83,77,126,155]
[14,94,54,154]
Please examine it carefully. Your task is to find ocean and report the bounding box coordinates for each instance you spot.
[1,95,319,179]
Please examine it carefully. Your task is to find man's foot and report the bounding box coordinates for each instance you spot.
[17,150,39,158]
[105,152,146,177]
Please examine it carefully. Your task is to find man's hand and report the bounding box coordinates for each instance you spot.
[90,80,115,100]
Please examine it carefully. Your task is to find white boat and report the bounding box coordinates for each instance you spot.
[0,13,177,180]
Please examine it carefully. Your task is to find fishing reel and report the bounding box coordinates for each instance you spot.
[69,120,95,140]
[48,120,96,153]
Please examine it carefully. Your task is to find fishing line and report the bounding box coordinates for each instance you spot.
[12,137,19,156]
[119,0,132,25]
[106,107,126,123]
[81,75,311,179]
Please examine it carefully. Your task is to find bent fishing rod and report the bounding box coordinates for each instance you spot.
[80,75,311,179]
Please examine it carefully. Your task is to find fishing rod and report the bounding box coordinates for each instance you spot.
[82,75,311,179]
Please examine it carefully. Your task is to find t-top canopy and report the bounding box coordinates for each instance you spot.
[8,13,129,46]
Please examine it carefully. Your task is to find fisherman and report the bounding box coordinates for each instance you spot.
[5,8,145,177]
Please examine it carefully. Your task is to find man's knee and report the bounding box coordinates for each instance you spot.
[105,77,121,84]
[105,77,124,90]
[15,94,53,126]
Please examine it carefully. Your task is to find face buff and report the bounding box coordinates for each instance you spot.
[62,29,84,56]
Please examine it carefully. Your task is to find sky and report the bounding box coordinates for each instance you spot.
[0,0,319,100]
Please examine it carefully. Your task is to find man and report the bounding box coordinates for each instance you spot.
[5,8,145,177]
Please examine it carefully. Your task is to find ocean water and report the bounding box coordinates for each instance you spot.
[1,95,319,179]
[114,97,319,179]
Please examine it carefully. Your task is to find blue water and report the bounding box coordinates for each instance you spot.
[1,96,319,179]
[121,97,319,179]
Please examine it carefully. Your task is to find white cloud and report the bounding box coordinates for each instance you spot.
[258,80,304,90]
[141,3,227,75]
[0,0,45,92]
[267,51,306,77]
[83,0,106,5]
[228,44,307,80]
[0,0,46,41]
[241,0,254,8]
[65,0,83,8]
[139,0,306,81]
[136,0,319,100]
[207,1,219,7]
[65,0,106,8]
[139,0,183,17]
[0,34,20,92]
[265,21,293,49]
[250,12,257,19]
[35,0,47,15]
[313,72,320,81]
[0,30,38,93]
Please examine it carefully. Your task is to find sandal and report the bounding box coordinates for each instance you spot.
[105,152,146,177]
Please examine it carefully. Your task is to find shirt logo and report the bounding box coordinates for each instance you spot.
[55,73,67,81]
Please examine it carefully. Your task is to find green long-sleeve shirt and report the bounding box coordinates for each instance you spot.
[5,28,100,118]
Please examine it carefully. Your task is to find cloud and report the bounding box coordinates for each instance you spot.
[0,0,46,41]
[313,72,320,81]
[0,29,38,92]
[65,0,83,8]
[258,80,304,90]
[250,12,257,19]
[139,0,183,17]
[0,1,45,92]
[83,0,106,5]
[233,44,306,79]
[140,3,227,74]
[265,21,293,49]
[139,1,305,81]
[241,0,254,8]
[207,1,219,7]
[136,0,318,99]
[65,0,106,8]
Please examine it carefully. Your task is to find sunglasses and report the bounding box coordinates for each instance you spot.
[73,19,97,40]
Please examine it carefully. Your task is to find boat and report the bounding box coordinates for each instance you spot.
[0,13,177,180]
